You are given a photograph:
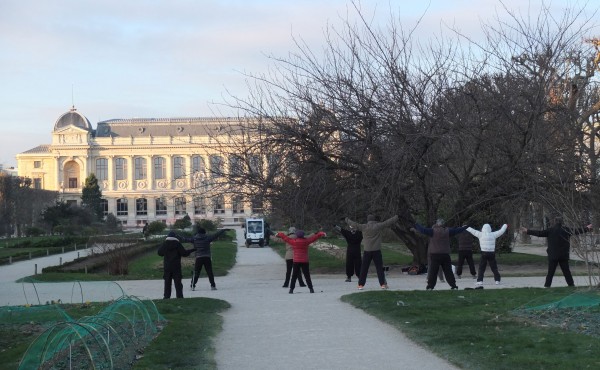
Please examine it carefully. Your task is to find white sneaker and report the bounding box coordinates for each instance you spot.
[495,281,500,285]
[475,281,483,286]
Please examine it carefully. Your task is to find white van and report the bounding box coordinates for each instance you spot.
[245,218,265,247]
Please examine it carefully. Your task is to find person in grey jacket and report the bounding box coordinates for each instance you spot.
[184,227,228,291]
[346,214,398,290]
[466,223,507,286]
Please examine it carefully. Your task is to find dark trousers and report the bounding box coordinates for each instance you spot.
[192,257,216,287]
[284,259,305,286]
[477,252,500,282]
[456,250,476,277]
[427,253,457,289]
[545,258,574,287]
[346,249,362,278]
[164,271,184,299]
[358,250,386,286]
[290,262,313,291]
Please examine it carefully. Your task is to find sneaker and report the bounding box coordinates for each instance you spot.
[472,275,477,279]
[451,286,458,290]
[456,275,461,279]
[192,285,196,291]
[358,285,364,290]
[211,286,217,291]
[475,281,483,286]
[289,290,293,294]
[345,278,351,282]
[495,281,500,285]
[381,284,389,290]
[282,284,288,288]
[309,288,315,293]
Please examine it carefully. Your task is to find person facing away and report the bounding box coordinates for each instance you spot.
[272,226,306,288]
[466,223,507,286]
[334,223,363,282]
[184,227,227,291]
[455,230,477,279]
[276,229,326,294]
[521,217,592,287]
[157,231,195,299]
[414,219,466,290]
[346,214,399,290]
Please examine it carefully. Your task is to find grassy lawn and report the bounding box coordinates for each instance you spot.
[341,287,600,370]
[21,232,238,282]
[0,297,230,370]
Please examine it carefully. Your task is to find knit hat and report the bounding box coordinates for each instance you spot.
[196,227,206,235]
[367,214,376,222]
[295,230,305,238]
[167,231,176,237]
[288,226,296,235]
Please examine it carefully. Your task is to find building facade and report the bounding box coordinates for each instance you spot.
[16,107,264,228]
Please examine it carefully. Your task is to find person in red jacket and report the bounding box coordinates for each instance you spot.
[276,229,326,294]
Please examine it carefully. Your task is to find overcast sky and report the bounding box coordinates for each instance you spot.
[0,0,584,168]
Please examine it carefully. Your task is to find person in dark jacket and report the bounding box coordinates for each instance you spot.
[184,227,228,291]
[521,218,592,287]
[455,231,477,279]
[157,231,195,299]
[414,219,467,290]
[334,223,363,282]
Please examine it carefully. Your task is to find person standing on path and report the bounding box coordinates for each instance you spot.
[455,229,477,279]
[521,218,592,287]
[276,229,326,294]
[466,223,507,286]
[333,223,363,282]
[185,227,228,291]
[346,214,399,290]
[272,227,306,288]
[157,231,195,299]
[414,219,466,290]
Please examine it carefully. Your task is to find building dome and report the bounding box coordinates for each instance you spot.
[53,107,92,132]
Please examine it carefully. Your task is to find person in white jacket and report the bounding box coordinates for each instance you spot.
[466,223,507,286]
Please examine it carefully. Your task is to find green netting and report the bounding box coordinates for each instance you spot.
[17,296,166,370]
[512,289,600,338]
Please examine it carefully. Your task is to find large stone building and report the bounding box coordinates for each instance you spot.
[16,107,263,228]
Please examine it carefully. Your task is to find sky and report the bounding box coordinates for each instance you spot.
[0,0,585,168]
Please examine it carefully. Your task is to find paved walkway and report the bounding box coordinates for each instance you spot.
[0,230,591,369]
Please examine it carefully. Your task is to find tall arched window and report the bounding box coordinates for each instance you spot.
[213,195,225,214]
[154,157,166,179]
[193,196,206,215]
[116,198,128,216]
[136,198,148,215]
[135,157,147,180]
[174,196,186,215]
[115,158,127,180]
[210,155,223,178]
[173,156,185,179]
[95,158,108,181]
[155,198,167,215]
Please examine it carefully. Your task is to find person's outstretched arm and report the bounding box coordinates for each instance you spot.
[414,223,433,236]
[491,224,508,239]
[466,227,481,238]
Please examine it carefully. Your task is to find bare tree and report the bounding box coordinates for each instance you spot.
[207,2,599,270]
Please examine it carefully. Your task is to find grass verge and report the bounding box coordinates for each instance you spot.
[341,287,600,370]
[0,297,230,370]
[20,233,238,282]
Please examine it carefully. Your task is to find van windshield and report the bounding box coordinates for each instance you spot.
[247,221,263,233]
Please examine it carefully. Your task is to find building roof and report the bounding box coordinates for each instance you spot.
[53,108,92,132]
[95,117,249,137]
[19,145,51,155]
